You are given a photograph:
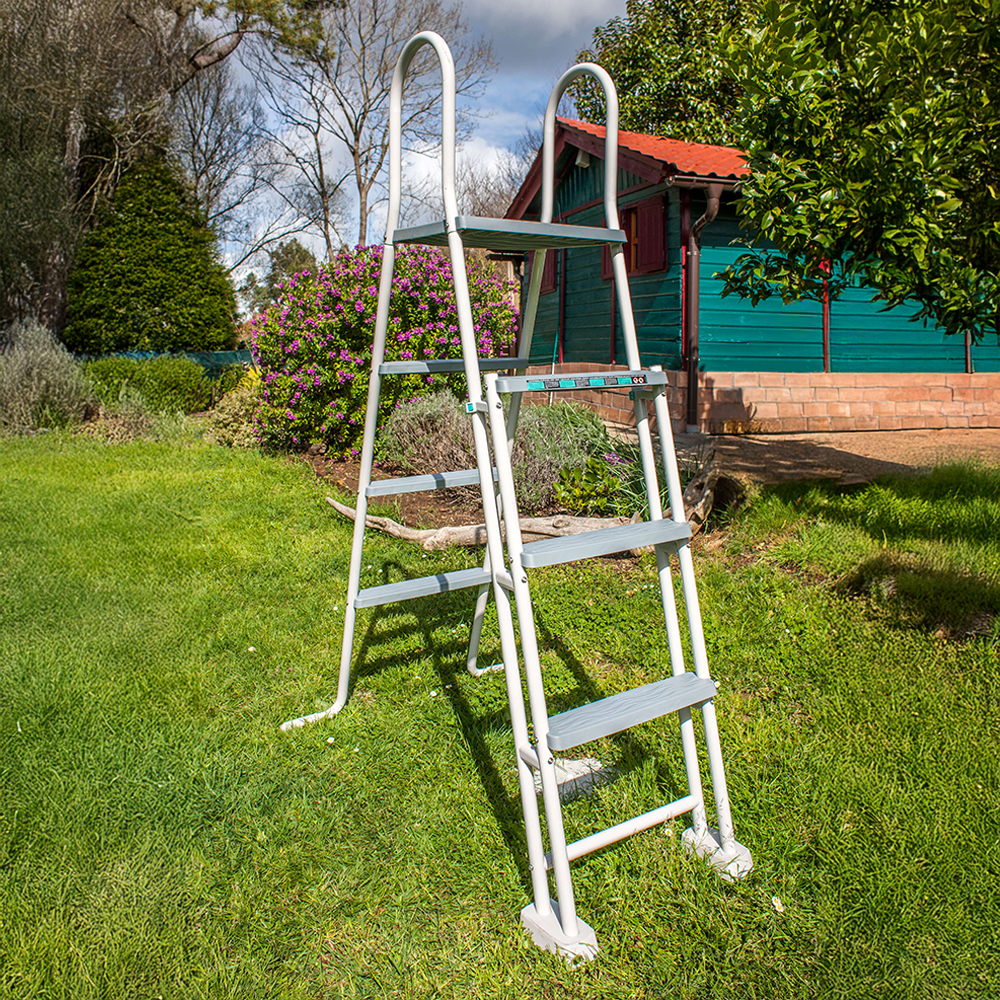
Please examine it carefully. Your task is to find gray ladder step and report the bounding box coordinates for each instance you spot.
[393,216,626,252]
[546,673,718,752]
[354,567,491,609]
[520,519,691,568]
[379,356,530,375]
[494,368,668,395]
[366,468,497,497]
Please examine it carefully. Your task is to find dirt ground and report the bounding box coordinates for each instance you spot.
[708,427,1000,485]
[307,427,1000,529]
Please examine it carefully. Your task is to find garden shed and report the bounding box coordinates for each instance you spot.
[506,119,1000,434]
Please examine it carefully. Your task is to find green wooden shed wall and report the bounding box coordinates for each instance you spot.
[524,158,1000,375]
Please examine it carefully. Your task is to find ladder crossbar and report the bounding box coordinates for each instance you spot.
[365,468,497,497]
[379,356,530,375]
[393,216,626,251]
[495,369,668,394]
[520,519,691,569]
[354,568,491,609]
[547,794,700,867]
[546,673,717,751]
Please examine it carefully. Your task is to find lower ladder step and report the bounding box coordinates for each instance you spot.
[546,673,717,752]
[520,519,690,568]
[366,467,497,497]
[354,567,491,609]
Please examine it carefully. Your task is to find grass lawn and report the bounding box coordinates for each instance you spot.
[1,432,997,999]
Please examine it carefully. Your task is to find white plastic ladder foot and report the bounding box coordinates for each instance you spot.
[279,700,345,732]
[521,899,599,964]
[682,826,754,881]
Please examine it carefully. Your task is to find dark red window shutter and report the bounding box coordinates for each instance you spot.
[635,196,666,274]
[540,248,558,293]
[601,243,612,280]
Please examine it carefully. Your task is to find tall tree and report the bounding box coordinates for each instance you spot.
[723,0,1000,341]
[170,56,303,269]
[0,0,333,327]
[248,0,496,246]
[64,159,236,354]
[573,0,759,146]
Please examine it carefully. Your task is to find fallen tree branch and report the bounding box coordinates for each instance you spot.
[325,457,745,554]
[325,497,629,550]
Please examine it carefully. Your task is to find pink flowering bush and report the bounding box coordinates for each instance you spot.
[249,245,518,455]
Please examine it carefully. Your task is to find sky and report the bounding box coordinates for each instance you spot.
[459,0,626,157]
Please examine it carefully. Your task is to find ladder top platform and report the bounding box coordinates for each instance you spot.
[393,216,627,252]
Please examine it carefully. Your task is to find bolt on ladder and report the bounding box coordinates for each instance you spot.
[279,31,752,963]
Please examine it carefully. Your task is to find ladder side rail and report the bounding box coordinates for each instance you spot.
[485,373,581,940]
[333,32,459,718]
[386,31,459,238]
[651,374,736,851]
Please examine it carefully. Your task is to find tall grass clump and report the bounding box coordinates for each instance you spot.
[0,320,94,433]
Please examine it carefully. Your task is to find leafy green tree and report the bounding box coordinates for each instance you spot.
[239,239,318,315]
[64,160,236,354]
[723,0,1000,341]
[574,0,758,145]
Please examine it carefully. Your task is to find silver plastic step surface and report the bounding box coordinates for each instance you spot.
[393,216,626,252]
[546,673,718,752]
[354,567,491,609]
[365,468,497,497]
[494,368,668,395]
[379,356,530,375]
[520,519,690,568]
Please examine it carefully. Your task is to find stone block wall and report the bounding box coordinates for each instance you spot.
[523,364,1000,434]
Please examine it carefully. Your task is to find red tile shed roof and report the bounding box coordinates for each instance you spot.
[506,118,748,220]
[560,118,748,180]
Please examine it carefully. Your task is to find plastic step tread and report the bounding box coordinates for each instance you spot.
[546,673,718,752]
[393,216,626,252]
[379,356,530,375]
[366,468,497,497]
[494,368,668,394]
[354,568,491,609]
[520,519,690,568]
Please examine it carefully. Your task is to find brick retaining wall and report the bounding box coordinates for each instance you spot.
[523,364,1000,434]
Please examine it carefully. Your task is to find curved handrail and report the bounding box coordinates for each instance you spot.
[385,31,457,242]
[541,64,620,229]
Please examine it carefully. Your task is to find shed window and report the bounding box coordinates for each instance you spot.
[602,195,668,279]
[530,249,558,294]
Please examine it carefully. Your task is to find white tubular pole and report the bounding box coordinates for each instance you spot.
[550,795,699,867]
[485,374,579,937]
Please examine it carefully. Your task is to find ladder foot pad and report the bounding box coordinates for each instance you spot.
[354,568,491,608]
[520,901,598,963]
[546,673,717,752]
[520,519,690,568]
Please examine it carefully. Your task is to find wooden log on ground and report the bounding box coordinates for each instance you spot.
[325,456,744,554]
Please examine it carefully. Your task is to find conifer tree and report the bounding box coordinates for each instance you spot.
[65,159,236,354]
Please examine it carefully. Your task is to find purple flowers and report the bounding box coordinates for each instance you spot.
[249,244,518,456]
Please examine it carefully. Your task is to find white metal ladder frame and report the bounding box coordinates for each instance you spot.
[280,30,752,963]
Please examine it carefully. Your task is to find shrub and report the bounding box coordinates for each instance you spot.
[0,321,95,433]
[82,355,212,414]
[249,245,518,456]
[378,396,610,511]
[202,379,261,449]
[64,159,237,354]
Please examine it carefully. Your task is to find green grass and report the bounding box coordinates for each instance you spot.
[1,436,998,998]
